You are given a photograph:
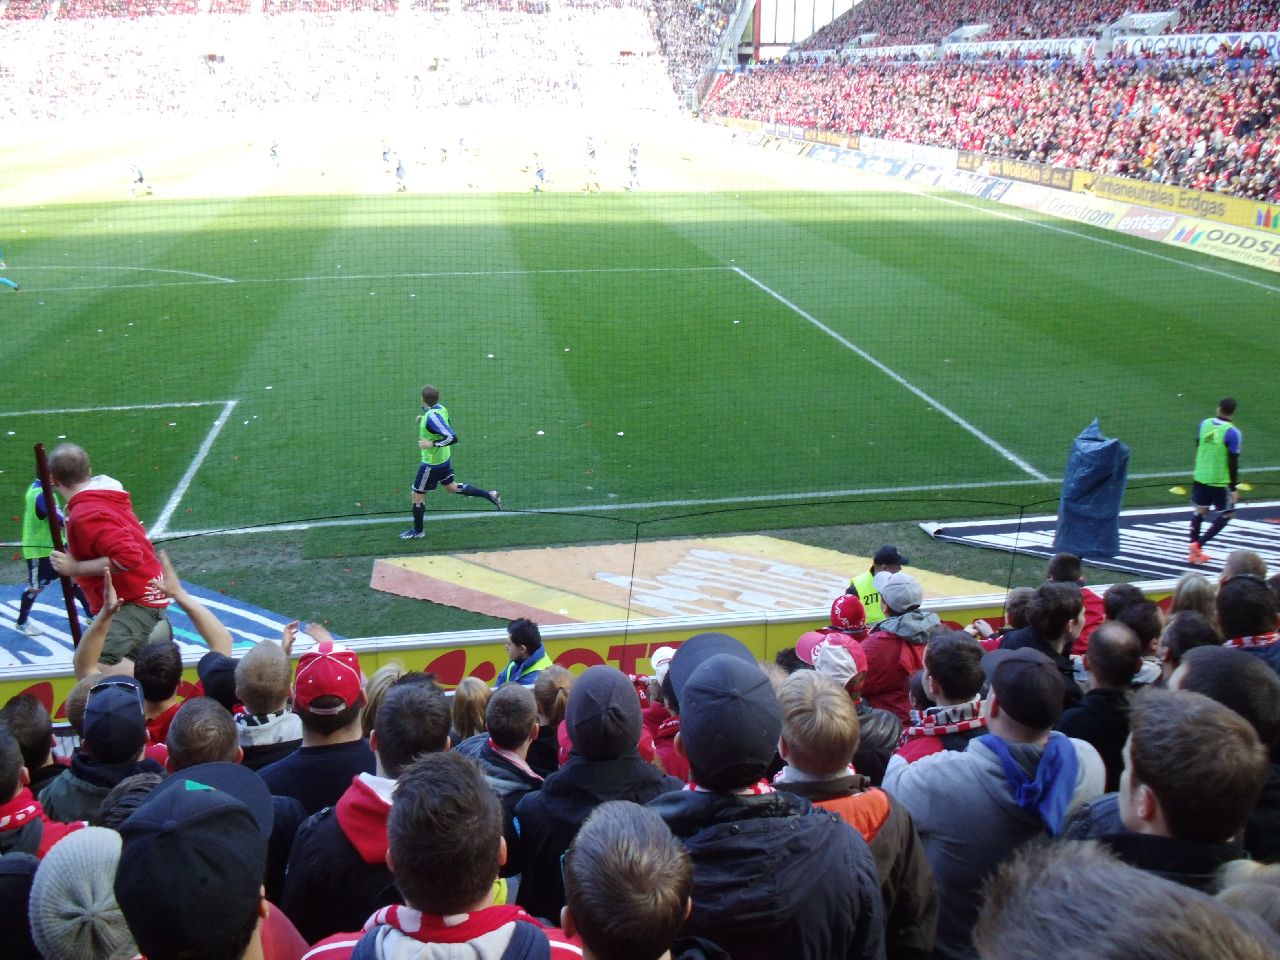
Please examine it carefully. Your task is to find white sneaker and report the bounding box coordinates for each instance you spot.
[15,620,43,636]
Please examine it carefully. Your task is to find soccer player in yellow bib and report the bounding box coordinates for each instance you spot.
[1188,397,1242,565]
[400,385,502,541]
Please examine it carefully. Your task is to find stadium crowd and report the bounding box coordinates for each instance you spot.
[1,7,673,119]
[4,481,1280,960]
[705,58,1280,201]
[798,0,1280,51]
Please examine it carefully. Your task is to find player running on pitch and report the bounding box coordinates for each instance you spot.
[1188,396,1242,565]
[400,384,502,540]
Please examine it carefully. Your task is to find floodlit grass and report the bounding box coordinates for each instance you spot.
[1,187,1277,627]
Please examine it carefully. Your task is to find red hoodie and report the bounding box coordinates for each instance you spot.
[336,773,393,864]
[65,477,168,613]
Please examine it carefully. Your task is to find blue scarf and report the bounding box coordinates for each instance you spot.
[980,733,1079,835]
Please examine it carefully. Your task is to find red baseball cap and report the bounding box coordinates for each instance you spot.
[293,639,363,714]
[830,594,868,636]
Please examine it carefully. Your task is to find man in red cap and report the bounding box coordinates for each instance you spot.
[258,628,374,815]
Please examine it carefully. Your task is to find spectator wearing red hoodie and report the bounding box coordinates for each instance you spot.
[47,443,170,667]
[644,645,689,782]
[282,676,452,944]
[304,752,580,960]
[0,724,83,859]
[861,572,941,723]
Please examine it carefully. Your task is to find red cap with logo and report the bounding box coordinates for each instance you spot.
[293,639,363,714]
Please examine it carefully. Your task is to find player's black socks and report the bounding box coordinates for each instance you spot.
[17,591,36,623]
[412,504,425,532]
[457,484,485,498]
[1190,514,1204,544]
[1202,516,1230,545]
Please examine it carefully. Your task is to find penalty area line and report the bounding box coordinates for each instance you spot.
[150,400,239,538]
[729,265,1051,482]
[0,400,230,418]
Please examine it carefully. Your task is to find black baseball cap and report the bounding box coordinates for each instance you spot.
[982,648,1066,730]
[874,545,909,566]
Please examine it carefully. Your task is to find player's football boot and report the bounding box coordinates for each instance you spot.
[399,529,425,540]
[16,620,43,636]
[488,491,502,510]
[1187,543,1211,565]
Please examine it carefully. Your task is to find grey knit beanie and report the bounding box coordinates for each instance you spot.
[29,826,137,960]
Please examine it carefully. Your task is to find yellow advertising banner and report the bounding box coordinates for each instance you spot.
[957,152,1074,190]
[1086,174,1280,233]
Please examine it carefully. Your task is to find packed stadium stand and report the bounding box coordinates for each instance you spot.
[704,59,1280,201]
[797,0,1280,51]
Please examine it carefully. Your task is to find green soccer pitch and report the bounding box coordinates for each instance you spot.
[2,156,1278,629]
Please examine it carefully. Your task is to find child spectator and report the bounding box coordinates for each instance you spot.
[451,676,492,745]
[133,639,186,745]
[234,639,304,771]
[775,669,938,960]
[527,665,572,777]
[561,800,721,960]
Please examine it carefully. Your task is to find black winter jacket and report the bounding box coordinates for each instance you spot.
[648,788,886,960]
[514,752,681,923]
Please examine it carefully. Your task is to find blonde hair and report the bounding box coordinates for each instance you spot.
[361,661,406,737]
[533,666,573,727]
[452,677,491,741]
[1171,572,1217,622]
[235,640,292,716]
[777,670,860,776]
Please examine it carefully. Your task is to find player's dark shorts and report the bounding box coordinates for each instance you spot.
[25,557,56,592]
[413,461,455,493]
[1191,482,1231,511]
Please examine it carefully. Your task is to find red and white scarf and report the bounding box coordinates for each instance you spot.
[900,697,986,746]
[1225,633,1279,650]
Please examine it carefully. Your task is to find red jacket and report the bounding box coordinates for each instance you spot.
[861,610,937,724]
[1070,587,1106,656]
[66,478,168,613]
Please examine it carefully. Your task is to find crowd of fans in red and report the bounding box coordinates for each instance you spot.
[3,441,1280,960]
[800,0,1280,51]
[705,58,1280,201]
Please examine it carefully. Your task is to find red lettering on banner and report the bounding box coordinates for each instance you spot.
[555,648,607,670]
[425,650,470,686]
[469,661,498,684]
[608,643,651,675]
[14,681,54,714]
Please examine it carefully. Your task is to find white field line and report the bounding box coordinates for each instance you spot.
[150,400,239,538]
[0,400,227,418]
[4,463,1273,545]
[910,188,1280,294]
[141,465,1280,540]
[27,264,733,293]
[730,265,1051,482]
[27,265,235,283]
